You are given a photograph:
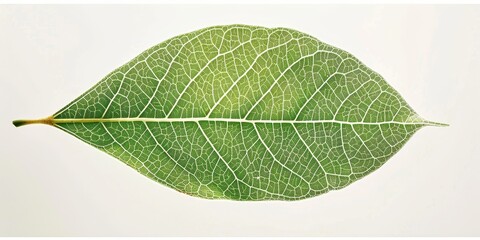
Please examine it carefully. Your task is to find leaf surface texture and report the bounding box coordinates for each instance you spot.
[47,25,440,200]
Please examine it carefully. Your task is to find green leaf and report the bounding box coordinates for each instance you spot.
[13,25,446,201]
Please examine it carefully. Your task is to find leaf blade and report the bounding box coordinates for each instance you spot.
[15,25,446,200]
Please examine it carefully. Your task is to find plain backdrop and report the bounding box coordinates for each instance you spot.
[0,4,479,236]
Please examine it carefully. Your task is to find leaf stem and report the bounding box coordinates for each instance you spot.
[12,116,53,127]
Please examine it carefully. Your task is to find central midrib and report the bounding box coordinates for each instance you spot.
[52,117,444,126]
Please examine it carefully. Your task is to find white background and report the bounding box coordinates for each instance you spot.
[1,4,479,236]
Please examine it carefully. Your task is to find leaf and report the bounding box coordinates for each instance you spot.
[13,25,446,201]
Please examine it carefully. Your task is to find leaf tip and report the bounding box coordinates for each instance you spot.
[424,120,449,127]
